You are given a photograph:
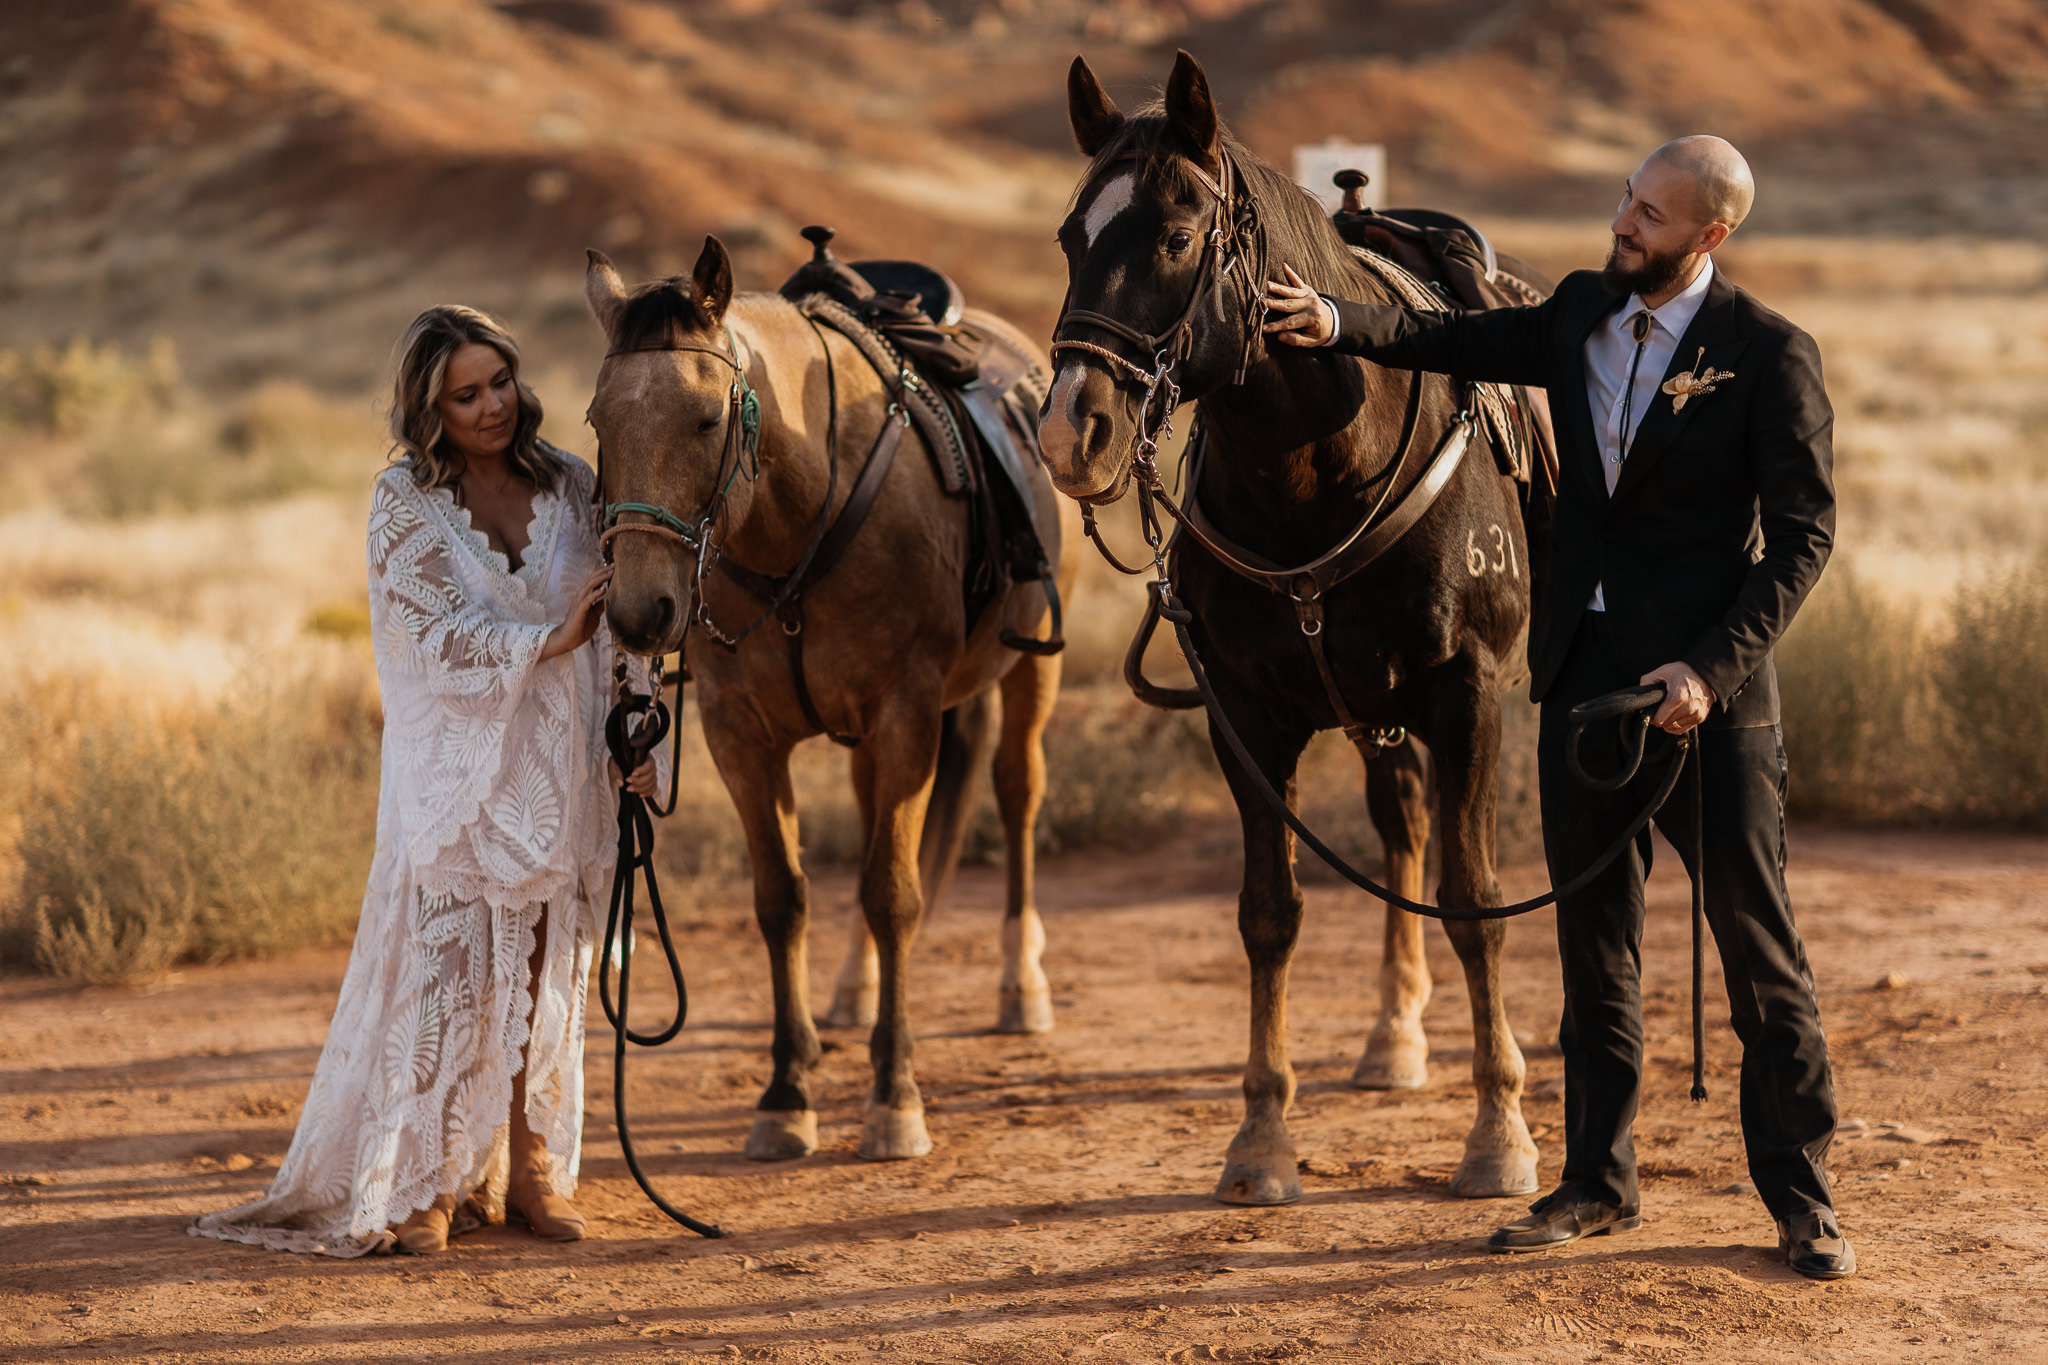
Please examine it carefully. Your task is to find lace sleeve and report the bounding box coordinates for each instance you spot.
[368,476,552,695]
[367,473,567,879]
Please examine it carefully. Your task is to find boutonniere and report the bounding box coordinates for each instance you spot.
[1661,348,1736,412]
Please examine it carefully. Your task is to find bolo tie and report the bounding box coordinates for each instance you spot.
[1614,309,1652,464]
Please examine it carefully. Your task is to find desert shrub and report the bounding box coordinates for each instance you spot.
[0,339,378,518]
[1939,555,2048,826]
[0,337,178,435]
[1776,561,1941,820]
[4,669,382,985]
[1034,684,1219,854]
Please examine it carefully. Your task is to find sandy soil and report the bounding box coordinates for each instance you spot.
[3,824,2046,1364]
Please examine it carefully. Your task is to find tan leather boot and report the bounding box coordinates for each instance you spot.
[393,1193,457,1255]
[507,1169,587,1242]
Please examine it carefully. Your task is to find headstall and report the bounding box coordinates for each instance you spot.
[595,326,763,638]
[1050,149,1266,475]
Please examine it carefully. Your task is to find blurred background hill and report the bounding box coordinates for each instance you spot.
[4,0,2047,980]
[5,0,2048,391]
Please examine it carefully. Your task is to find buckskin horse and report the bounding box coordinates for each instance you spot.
[588,237,1079,1162]
[1040,52,1555,1204]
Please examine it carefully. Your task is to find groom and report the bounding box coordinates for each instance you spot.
[1262,137,1852,1279]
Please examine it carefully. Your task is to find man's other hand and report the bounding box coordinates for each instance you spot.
[1641,661,1717,734]
[1261,265,1335,347]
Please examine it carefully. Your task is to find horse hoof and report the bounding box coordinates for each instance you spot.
[858,1104,932,1161]
[822,991,878,1030]
[1450,1146,1540,1199]
[1353,1027,1429,1090]
[1214,1161,1303,1206]
[743,1109,818,1162]
[995,986,1054,1035]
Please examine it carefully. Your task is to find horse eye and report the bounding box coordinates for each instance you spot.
[1166,230,1193,255]
[697,416,721,434]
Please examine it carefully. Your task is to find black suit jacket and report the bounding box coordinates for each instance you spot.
[1327,267,1835,727]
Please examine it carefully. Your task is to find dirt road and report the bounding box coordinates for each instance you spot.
[4,825,2045,1363]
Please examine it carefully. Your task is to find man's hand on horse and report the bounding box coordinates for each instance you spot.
[1261,265,1336,348]
[608,755,660,797]
[1642,661,1717,734]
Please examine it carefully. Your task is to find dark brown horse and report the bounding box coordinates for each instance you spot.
[588,238,1079,1162]
[1040,53,1545,1205]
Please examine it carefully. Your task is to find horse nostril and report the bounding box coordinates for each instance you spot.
[1081,410,1115,462]
[650,595,676,642]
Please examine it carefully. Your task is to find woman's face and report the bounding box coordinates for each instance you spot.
[437,342,519,462]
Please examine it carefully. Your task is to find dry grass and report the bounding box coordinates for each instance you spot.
[0,659,381,984]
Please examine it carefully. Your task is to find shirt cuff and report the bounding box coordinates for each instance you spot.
[1316,295,1340,347]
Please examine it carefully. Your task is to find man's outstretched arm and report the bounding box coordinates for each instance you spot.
[1263,263,1556,389]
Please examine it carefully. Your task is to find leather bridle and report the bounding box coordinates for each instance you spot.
[594,327,762,642]
[1050,149,1266,473]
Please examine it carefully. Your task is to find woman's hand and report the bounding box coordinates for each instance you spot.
[607,755,660,798]
[1261,264,1337,348]
[540,564,614,661]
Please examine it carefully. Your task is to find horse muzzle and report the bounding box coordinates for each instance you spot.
[1037,363,1135,503]
[606,581,691,659]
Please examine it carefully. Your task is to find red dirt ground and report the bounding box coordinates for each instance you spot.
[4,824,2046,1363]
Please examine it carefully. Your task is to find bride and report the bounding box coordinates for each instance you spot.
[192,305,657,1256]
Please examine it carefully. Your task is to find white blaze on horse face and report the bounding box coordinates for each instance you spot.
[1083,172,1137,248]
[1038,364,1089,481]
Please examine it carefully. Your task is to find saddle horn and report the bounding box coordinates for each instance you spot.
[1335,169,1372,215]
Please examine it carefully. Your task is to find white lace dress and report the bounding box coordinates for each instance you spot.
[192,452,640,1257]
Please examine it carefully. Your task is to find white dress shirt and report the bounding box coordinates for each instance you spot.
[1583,257,1715,609]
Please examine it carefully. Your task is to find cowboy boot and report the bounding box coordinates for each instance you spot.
[393,1192,457,1255]
[507,1164,587,1242]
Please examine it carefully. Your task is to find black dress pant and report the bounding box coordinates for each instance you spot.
[1537,611,1838,1218]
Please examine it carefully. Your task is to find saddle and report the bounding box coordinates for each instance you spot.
[1327,178,1557,496]
[777,226,1063,655]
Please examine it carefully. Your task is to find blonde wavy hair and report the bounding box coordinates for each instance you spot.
[389,304,557,494]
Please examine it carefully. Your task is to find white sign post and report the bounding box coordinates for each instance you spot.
[1292,140,1387,213]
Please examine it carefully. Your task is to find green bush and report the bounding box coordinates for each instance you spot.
[0,339,378,518]
[0,337,178,435]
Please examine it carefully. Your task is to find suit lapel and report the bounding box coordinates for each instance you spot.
[1563,286,1625,498]
[1610,270,1748,506]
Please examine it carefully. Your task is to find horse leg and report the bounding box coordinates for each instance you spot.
[1211,705,1314,1206]
[1429,661,1538,1198]
[1354,737,1433,1090]
[823,903,879,1030]
[851,704,943,1160]
[993,651,1061,1034]
[709,736,823,1161]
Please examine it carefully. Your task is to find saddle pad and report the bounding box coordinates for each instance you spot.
[800,294,977,495]
[1347,246,1534,487]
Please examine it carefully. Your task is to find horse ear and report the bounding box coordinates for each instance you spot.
[691,234,734,323]
[1068,56,1124,156]
[1164,49,1219,169]
[585,248,627,342]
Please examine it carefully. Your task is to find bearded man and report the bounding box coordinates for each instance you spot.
[1262,136,1852,1279]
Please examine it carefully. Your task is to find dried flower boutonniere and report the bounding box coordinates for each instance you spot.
[1661,348,1736,413]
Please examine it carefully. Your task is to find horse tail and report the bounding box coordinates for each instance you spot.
[918,687,998,916]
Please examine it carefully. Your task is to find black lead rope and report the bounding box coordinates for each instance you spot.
[598,688,725,1238]
[1158,588,1710,1101]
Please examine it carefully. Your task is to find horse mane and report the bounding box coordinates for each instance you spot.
[1075,104,1386,306]
[613,278,716,351]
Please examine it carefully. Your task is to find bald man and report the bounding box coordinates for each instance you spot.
[1263,138,1852,1279]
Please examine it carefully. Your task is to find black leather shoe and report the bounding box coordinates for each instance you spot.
[1777,1207,1856,1279]
[1489,1187,1642,1252]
